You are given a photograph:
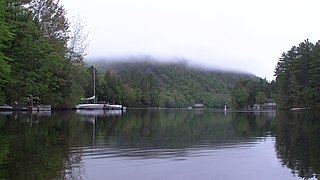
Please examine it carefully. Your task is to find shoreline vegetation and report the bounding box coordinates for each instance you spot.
[0,1,319,110]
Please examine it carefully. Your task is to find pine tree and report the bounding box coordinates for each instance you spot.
[0,0,13,103]
[275,39,320,109]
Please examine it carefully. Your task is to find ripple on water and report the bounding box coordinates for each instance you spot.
[68,136,267,162]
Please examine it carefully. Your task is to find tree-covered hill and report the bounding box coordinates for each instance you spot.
[89,58,263,108]
[0,0,275,108]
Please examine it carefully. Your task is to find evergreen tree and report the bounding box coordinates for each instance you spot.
[0,0,13,103]
[309,41,320,108]
[275,39,320,109]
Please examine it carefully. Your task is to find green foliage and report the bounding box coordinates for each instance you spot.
[255,91,267,105]
[275,39,320,109]
[91,60,261,108]
[232,81,249,108]
[0,0,278,108]
[231,78,274,108]
[1,0,88,107]
[0,0,14,103]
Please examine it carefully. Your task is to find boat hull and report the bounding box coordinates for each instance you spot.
[105,104,123,110]
[0,105,12,111]
[76,104,105,110]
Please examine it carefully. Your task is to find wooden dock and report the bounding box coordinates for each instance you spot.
[26,105,51,111]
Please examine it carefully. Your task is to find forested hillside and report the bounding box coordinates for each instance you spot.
[0,0,275,109]
[90,59,273,108]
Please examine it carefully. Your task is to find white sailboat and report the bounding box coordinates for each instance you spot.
[76,68,105,110]
[75,102,104,109]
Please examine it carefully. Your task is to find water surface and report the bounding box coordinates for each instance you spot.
[0,110,319,179]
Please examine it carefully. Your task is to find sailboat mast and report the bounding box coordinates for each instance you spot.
[93,67,96,104]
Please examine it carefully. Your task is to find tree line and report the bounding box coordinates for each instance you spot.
[275,39,320,109]
[0,0,90,107]
[231,79,276,109]
[91,60,275,108]
[0,0,276,109]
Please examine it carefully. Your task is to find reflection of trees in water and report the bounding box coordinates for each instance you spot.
[0,110,275,179]
[7,110,320,179]
[0,112,91,180]
[104,110,233,148]
[231,112,274,137]
[96,110,274,150]
[64,149,87,180]
[274,111,320,179]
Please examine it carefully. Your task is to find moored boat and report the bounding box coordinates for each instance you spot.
[76,68,104,110]
[290,107,308,111]
[76,103,105,110]
[0,105,12,111]
[75,67,126,110]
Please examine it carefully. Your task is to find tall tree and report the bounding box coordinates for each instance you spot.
[0,0,90,107]
[231,81,249,108]
[4,0,47,103]
[275,39,320,109]
[2,0,78,107]
[67,16,89,64]
[309,41,320,108]
[0,0,13,103]
[31,0,69,42]
[30,0,72,106]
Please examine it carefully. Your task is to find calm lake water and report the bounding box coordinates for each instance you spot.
[0,109,319,180]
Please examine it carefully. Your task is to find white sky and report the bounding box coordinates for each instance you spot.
[62,0,320,80]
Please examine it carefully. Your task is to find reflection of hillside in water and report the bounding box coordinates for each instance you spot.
[2,110,319,179]
[77,110,275,160]
[274,111,320,179]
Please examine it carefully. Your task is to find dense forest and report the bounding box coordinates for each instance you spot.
[0,0,90,107]
[90,59,275,108]
[275,39,320,109]
[0,0,276,109]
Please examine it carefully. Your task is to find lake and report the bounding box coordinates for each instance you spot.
[0,109,319,180]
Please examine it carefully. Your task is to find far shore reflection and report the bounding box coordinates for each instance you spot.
[0,110,319,179]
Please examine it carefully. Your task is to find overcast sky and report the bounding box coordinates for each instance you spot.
[62,0,320,80]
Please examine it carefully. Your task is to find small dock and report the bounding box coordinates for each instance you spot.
[26,105,51,111]
[0,105,52,112]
